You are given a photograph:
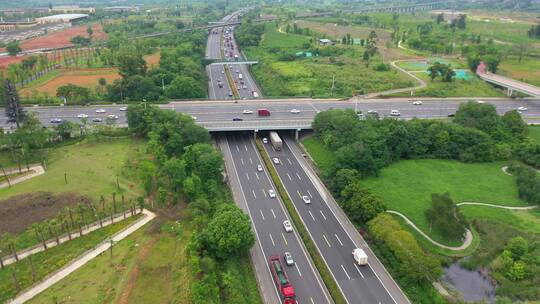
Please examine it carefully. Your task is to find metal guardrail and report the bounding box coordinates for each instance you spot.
[199,119,312,131]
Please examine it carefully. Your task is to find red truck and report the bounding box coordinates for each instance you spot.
[258,108,270,116]
[269,256,296,304]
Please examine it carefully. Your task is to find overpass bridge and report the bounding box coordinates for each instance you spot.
[208,61,259,66]
[476,62,540,97]
[353,1,451,13]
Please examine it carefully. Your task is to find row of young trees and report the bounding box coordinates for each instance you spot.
[127,104,256,303]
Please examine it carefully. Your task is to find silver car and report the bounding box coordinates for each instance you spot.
[284,252,294,266]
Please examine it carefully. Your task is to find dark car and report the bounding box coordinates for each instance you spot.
[232,117,243,121]
[92,117,103,122]
[447,113,455,117]
[50,118,63,123]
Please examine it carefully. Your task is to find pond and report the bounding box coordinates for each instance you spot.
[442,261,496,303]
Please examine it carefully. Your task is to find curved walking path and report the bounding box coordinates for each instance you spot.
[7,209,156,304]
[364,60,427,98]
[387,202,538,251]
[0,165,45,189]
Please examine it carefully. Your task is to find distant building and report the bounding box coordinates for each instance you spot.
[35,14,89,25]
[49,5,95,14]
[104,6,140,13]
[0,20,37,32]
[319,38,333,45]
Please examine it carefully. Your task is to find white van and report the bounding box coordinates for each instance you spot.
[352,248,368,266]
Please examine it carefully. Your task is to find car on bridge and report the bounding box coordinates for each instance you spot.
[232,117,243,121]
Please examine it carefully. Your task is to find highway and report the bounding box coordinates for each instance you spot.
[262,135,407,304]
[221,134,332,304]
[11,98,540,129]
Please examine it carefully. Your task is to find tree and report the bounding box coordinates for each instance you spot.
[117,51,147,78]
[55,120,76,140]
[424,193,468,242]
[436,13,444,24]
[183,143,223,184]
[87,25,93,40]
[70,35,91,46]
[502,110,528,140]
[204,204,255,259]
[165,75,205,99]
[4,79,26,127]
[507,236,528,260]
[484,55,500,73]
[6,41,22,56]
[56,84,90,103]
[454,101,502,139]
[340,182,386,223]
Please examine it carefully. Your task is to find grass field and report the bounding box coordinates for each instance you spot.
[20,68,120,97]
[0,215,139,303]
[246,23,414,98]
[499,56,540,87]
[360,159,527,244]
[0,138,143,203]
[530,125,540,144]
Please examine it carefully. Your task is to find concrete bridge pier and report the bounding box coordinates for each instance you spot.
[295,129,301,140]
[506,88,514,97]
[254,129,258,140]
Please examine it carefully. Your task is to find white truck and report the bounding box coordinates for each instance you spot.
[238,73,243,80]
[352,248,368,266]
[252,91,259,98]
[269,131,282,151]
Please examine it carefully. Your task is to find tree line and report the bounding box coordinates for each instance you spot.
[127,104,258,303]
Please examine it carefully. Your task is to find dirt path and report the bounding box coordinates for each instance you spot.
[363,60,427,98]
[117,236,158,304]
[7,209,155,304]
[0,165,45,189]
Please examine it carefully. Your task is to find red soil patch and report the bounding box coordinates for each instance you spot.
[0,24,106,53]
[144,52,160,68]
[20,68,120,97]
[0,56,25,69]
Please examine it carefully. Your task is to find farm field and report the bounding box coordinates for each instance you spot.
[19,68,121,97]
[498,57,540,87]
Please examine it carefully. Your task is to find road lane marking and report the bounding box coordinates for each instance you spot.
[295,172,302,180]
[335,234,344,246]
[236,145,239,152]
[308,210,316,221]
[263,189,267,198]
[287,173,292,180]
[246,173,250,180]
[341,265,351,280]
[319,210,327,220]
[354,263,365,279]
[287,158,292,165]
[249,157,253,164]
[322,234,331,247]
[255,172,260,180]
[297,190,302,199]
[252,190,257,199]
[281,233,288,246]
[240,158,244,165]
[310,298,315,304]
[271,209,276,219]
[269,233,275,246]
[307,190,313,198]
[295,263,302,277]
[244,144,248,151]
[259,209,265,220]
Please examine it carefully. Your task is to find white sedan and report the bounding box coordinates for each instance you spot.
[257,164,263,172]
[107,114,119,120]
[95,109,106,113]
[290,109,301,114]
[119,106,128,111]
[272,157,280,164]
[243,109,253,114]
[268,189,276,198]
[77,114,89,118]
[302,195,311,204]
[412,100,423,105]
[283,220,293,232]
[517,106,528,111]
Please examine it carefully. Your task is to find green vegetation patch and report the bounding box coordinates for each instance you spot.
[529,125,540,144]
[0,215,140,303]
[360,159,526,245]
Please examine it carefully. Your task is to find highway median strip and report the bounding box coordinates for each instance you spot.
[255,139,347,304]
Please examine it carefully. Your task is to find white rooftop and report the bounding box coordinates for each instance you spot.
[36,14,89,21]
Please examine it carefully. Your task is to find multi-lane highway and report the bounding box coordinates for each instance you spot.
[10,98,539,130]
[263,135,409,303]
[221,134,332,304]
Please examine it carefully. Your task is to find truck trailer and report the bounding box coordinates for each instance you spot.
[269,131,283,151]
[269,256,296,304]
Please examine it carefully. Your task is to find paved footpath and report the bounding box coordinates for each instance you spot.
[2,209,141,266]
[7,209,156,304]
[0,165,45,189]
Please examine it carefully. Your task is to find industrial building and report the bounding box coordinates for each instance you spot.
[35,14,89,25]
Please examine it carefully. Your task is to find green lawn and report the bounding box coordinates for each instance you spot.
[360,159,527,245]
[302,136,334,174]
[530,125,540,144]
[0,215,139,303]
[499,56,540,87]
[0,138,143,202]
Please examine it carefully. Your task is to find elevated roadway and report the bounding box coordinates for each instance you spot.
[477,72,540,98]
